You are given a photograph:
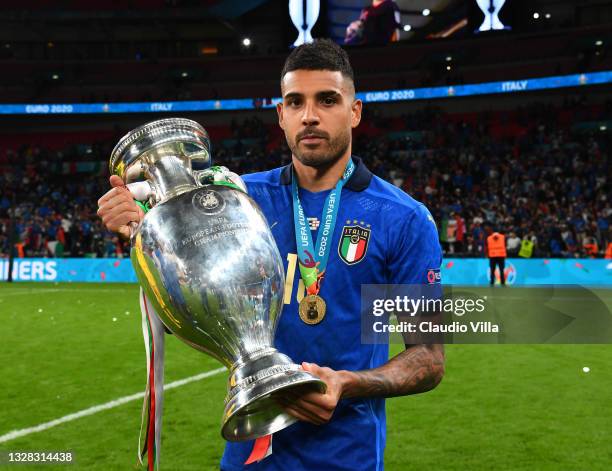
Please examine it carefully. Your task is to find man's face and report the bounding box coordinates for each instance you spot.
[277,69,362,168]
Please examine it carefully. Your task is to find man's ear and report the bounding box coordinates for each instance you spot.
[351,99,362,128]
[276,102,284,130]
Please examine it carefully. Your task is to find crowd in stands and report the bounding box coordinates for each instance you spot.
[0,142,119,259]
[1,99,611,259]
[356,99,611,259]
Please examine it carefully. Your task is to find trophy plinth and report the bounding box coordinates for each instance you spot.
[224,349,325,441]
[110,118,325,442]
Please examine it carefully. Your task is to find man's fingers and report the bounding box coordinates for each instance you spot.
[99,200,140,223]
[281,403,326,425]
[102,205,141,225]
[283,405,316,424]
[109,175,125,188]
[289,398,330,419]
[117,225,132,241]
[104,206,141,226]
[98,185,132,206]
[97,176,141,240]
[284,391,335,415]
[276,392,332,424]
[97,189,115,206]
[105,209,142,232]
[98,194,138,217]
[301,361,322,374]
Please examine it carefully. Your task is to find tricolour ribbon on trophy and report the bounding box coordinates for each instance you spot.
[138,287,166,470]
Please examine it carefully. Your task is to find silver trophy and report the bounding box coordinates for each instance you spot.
[110,118,325,441]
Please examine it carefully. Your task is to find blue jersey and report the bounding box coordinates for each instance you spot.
[220,157,441,471]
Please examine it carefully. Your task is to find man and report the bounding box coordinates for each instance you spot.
[344,0,401,46]
[506,231,521,257]
[98,39,444,471]
[486,229,507,286]
[518,230,536,258]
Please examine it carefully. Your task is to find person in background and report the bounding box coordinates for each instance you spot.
[472,219,486,256]
[454,211,466,253]
[520,231,537,258]
[344,0,401,46]
[506,231,521,257]
[446,211,457,254]
[582,234,598,257]
[486,229,507,286]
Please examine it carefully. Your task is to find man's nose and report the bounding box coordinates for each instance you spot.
[301,102,320,126]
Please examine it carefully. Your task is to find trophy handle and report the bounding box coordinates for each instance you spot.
[193,167,248,193]
[192,170,209,187]
[124,181,154,239]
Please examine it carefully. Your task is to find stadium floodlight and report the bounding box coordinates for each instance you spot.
[181,72,188,78]
[601,125,608,131]
[242,37,251,47]
[446,56,452,62]
[51,74,59,80]
[422,8,431,16]
[446,65,451,71]
[533,12,540,19]
[289,0,320,47]
[475,0,508,31]
[595,40,603,46]
[403,24,412,32]
[545,13,551,19]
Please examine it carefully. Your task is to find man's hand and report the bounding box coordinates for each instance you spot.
[279,344,444,425]
[97,175,144,240]
[278,362,348,426]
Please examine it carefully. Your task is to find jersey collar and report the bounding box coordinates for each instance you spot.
[279,156,372,192]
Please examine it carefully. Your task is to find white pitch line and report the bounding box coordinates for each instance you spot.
[0,290,135,299]
[0,288,135,296]
[0,367,226,444]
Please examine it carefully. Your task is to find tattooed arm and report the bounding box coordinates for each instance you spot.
[279,345,444,425]
[340,344,445,398]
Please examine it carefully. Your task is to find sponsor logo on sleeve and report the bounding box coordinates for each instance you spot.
[427,268,441,284]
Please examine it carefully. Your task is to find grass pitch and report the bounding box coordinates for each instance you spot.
[1,283,611,470]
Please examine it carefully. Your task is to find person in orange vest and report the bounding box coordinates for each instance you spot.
[14,241,25,258]
[582,235,598,257]
[606,241,612,259]
[486,229,507,286]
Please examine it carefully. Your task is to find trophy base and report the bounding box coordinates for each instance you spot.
[222,349,327,442]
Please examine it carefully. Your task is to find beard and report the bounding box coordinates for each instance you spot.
[286,126,351,169]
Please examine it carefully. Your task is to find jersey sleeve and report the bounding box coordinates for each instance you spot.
[386,203,442,285]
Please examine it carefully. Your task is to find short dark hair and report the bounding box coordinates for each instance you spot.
[280,39,355,86]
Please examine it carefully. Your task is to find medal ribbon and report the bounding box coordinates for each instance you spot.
[292,158,355,296]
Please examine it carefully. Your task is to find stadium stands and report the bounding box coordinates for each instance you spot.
[1,24,610,104]
[1,99,610,259]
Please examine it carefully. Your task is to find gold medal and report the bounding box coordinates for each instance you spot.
[299,294,326,325]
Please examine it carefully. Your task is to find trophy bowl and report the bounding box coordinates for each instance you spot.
[110,118,326,441]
